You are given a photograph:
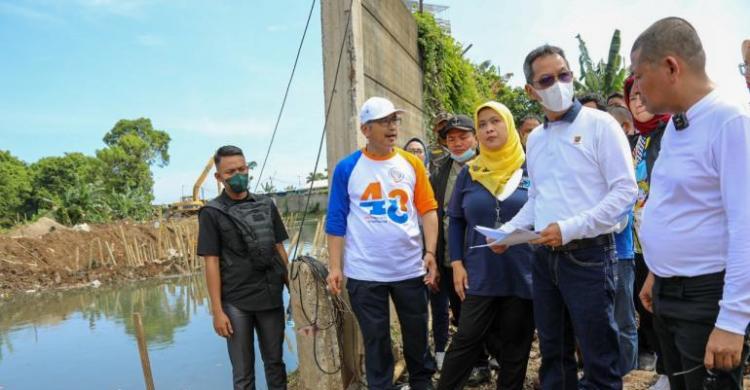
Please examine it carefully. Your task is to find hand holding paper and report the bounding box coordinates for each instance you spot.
[472,225,540,249]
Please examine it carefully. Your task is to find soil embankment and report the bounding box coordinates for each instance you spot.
[0,218,200,295]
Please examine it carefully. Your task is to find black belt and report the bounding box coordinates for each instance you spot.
[549,233,613,252]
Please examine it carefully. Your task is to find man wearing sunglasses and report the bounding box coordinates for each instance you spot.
[632,18,750,390]
[490,44,637,390]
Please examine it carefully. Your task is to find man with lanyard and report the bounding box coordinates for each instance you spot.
[633,17,750,390]
[198,145,290,390]
[491,45,637,389]
[325,96,440,390]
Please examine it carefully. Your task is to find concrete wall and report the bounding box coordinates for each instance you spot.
[321,0,425,174]
[271,191,328,214]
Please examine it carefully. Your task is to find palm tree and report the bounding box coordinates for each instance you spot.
[574,29,628,96]
[305,171,327,184]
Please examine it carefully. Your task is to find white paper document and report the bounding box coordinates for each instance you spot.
[471,225,541,249]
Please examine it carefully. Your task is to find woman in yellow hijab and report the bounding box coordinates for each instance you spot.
[468,101,526,196]
[437,101,535,390]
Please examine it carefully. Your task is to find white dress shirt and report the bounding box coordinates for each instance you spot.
[640,90,750,335]
[506,102,637,245]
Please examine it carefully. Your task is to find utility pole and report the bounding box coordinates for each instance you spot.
[419,0,423,13]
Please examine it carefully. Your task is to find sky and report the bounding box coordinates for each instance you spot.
[1,0,748,204]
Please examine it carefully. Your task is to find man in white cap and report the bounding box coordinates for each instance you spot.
[326,96,440,389]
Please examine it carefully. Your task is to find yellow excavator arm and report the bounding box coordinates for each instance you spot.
[192,156,215,202]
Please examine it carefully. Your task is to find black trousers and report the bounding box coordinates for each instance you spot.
[437,295,534,390]
[348,276,436,390]
[652,271,749,390]
[223,304,287,390]
[634,253,665,373]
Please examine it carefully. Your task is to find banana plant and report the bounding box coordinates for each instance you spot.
[574,30,628,96]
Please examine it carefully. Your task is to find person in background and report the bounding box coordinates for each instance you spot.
[608,92,628,108]
[405,137,429,168]
[607,105,639,377]
[493,44,637,390]
[437,101,535,390]
[198,145,290,390]
[742,40,750,95]
[577,92,606,110]
[623,74,672,390]
[326,96,439,390]
[429,112,453,173]
[633,17,750,390]
[430,114,490,384]
[517,115,542,149]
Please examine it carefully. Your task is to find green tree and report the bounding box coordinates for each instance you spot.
[29,153,104,212]
[103,118,171,167]
[574,30,628,96]
[96,133,154,199]
[473,60,542,127]
[0,151,32,227]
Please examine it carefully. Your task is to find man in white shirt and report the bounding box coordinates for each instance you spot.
[632,18,750,390]
[491,45,637,389]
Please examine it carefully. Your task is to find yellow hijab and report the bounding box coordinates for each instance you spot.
[468,101,526,196]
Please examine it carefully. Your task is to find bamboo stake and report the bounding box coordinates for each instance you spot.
[97,239,104,266]
[132,312,156,390]
[75,246,80,270]
[105,241,117,266]
[119,226,134,266]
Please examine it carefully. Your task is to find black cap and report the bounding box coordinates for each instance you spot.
[438,114,475,139]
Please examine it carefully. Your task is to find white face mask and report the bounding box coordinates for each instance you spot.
[534,81,575,112]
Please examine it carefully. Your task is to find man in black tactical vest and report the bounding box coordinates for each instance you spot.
[198,145,290,390]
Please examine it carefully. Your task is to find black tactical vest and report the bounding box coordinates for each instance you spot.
[202,193,284,311]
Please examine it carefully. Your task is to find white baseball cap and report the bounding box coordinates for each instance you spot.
[359,96,405,124]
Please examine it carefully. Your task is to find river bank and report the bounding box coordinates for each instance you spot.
[0,218,200,295]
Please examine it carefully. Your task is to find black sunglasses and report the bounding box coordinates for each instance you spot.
[534,71,574,89]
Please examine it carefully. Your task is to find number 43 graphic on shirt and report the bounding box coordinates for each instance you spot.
[359,182,410,224]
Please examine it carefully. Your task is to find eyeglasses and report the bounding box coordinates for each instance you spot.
[534,70,574,89]
[740,63,748,76]
[406,148,425,155]
[369,116,402,126]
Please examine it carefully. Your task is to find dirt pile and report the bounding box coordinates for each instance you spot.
[7,217,68,239]
[0,218,200,294]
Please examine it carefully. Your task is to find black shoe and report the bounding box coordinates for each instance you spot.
[466,366,490,386]
[638,352,657,371]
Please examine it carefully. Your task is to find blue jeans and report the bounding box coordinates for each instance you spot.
[614,260,638,375]
[533,244,622,390]
[347,276,436,390]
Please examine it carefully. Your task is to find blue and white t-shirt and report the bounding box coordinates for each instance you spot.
[326,148,438,282]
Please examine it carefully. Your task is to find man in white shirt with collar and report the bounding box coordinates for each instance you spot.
[492,45,637,389]
[633,17,750,390]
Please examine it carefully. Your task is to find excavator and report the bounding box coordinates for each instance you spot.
[166,156,219,218]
